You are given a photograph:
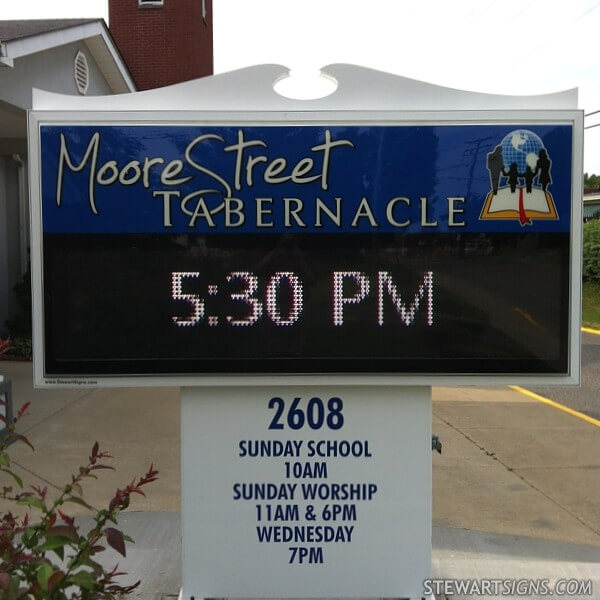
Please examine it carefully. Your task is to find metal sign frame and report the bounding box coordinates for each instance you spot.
[28,107,583,388]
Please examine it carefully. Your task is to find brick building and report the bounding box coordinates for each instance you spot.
[109,0,213,90]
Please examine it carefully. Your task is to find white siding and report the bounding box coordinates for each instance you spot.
[0,39,113,110]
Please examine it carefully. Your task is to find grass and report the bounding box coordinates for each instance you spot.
[582,280,600,329]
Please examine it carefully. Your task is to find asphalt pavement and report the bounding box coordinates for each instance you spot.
[530,331,600,420]
[0,360,599,600]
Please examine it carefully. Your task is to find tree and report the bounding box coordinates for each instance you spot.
[584,172,600,189]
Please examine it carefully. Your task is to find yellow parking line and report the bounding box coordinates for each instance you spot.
[582,326,600,335]
[510,385,600,428]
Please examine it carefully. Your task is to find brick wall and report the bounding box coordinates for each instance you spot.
[109,0,213,90]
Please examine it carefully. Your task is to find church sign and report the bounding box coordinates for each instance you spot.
[28,112,582,385]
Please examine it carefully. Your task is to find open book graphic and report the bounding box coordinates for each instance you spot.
[480,187,558,225]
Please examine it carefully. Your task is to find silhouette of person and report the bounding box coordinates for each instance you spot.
[520,165,535,193]
[504,162,520,193]
[535,149,552,192]
[487,145,504,195]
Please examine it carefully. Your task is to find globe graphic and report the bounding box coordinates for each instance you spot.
[500,130,545,173]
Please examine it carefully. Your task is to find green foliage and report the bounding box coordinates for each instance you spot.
[583,219,600,284]
[0,400,158,599]
[584,172,600,189]
[582,281,600,329]
[0,335,31,361]
[11,336,32,360]
[0,335,32,361]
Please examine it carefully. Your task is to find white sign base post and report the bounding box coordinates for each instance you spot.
[181,385,432,600]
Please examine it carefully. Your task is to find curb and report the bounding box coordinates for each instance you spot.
[582,326,600,335]
[511,385,600,428]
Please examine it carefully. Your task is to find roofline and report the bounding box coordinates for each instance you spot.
[0,19,136,93]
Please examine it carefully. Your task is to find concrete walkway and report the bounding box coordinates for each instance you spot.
[1,361,599,599]
[431,386,600,599]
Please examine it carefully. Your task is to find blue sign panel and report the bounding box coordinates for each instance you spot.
[37,123,574,377]
[41,125,572,234]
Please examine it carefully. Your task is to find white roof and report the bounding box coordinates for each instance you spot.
[0,19,135,94]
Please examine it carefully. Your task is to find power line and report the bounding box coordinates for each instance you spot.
[578,0,600,19]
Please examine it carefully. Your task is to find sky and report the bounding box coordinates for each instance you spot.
[3,0,600,173]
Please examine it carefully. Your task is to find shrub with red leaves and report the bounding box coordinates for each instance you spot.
[0,338,14,358]
[0,399,158,599]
